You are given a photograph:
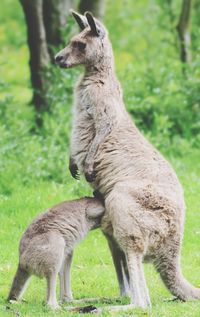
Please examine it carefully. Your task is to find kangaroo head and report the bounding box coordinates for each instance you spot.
[85,197,105,230]
[55,11,110,69]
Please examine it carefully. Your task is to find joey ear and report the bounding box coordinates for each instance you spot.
[85,11,105,38]
[86,202,105,219]
[70,10,88,30]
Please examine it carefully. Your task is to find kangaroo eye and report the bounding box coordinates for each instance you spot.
[77,41,86,50]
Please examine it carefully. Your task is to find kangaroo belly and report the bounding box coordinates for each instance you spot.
[94,128,184,206]
[101,181,184,262]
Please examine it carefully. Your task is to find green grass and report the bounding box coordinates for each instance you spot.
[0,151,200,317]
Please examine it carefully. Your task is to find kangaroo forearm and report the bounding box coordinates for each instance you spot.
[85,138,100,164]
[84,127,110,182]
[69,156,79,180]
[85,122,111,165]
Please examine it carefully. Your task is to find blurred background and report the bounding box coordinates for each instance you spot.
[0,0,199,195]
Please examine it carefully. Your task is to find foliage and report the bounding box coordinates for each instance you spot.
[0,0,199,194]
[106,0,200,148]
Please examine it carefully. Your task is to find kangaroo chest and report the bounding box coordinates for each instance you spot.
[76,84,96,119]
[70,86,96,170]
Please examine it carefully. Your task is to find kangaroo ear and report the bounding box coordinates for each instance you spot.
[85,11,105,38]
[71,10,88,30]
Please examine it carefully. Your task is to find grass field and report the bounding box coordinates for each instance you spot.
[0,151,200,317]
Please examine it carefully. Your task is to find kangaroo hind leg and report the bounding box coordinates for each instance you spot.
[105,234,130,297]
[105,187,151,309]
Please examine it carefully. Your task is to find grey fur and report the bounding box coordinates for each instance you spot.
[8,197,105,309]
[55,11,200,308]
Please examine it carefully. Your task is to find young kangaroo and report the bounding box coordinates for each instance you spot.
[8,197,104,309]
[55,11,200,309]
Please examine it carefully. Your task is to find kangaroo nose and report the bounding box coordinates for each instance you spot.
[55,54,64,63]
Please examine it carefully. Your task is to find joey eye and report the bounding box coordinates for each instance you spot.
[77,41,86,50]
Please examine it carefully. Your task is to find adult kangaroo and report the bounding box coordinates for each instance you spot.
[55,11,200,308]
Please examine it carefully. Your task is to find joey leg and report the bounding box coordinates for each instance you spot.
[62,253,73,301]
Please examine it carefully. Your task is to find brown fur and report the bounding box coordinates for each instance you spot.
[8,197,104,309]
[55,11,200,308]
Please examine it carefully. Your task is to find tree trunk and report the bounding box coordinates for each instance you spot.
[20,0,104,126]
[20,0,50,125]
[176,0,192,64]
[79,0,105,20]
[43,0,73,61]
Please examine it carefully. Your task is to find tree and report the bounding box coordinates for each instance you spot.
[43,0,73,61]
[79,0,105,20]
[20,0,105,126]
[20,0,50,124]
[20,0,73,126]
[176,0,192,64]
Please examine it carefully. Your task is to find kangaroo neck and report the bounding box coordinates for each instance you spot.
[84,56,115,80]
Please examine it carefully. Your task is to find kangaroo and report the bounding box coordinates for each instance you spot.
[55,11,200,309]
[8,197,105,309]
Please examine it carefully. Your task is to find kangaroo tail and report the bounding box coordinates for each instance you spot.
[154,251,200,301]
[8,265,30,301]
